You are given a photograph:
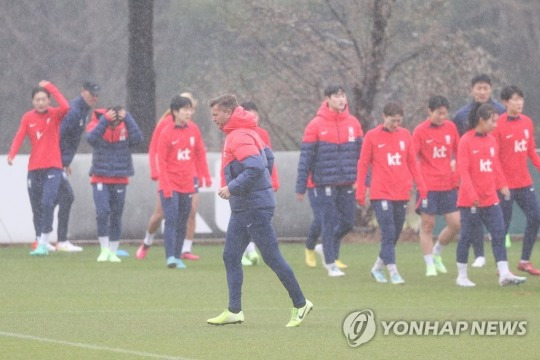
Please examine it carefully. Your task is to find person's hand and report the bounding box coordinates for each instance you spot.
[296,193,304,202]
[356,196,365,207]
[117,108,126,120]
[203,177,212,188]
[105,109,116,122]
[218,186,231,200]
[38,80,50,88]
[7,157,13,166]
[64,166,72,176]
[500,186,510,199]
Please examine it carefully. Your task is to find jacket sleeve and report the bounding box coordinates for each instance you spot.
[45,82,70,122]
[86,116,108,147]
[124,112,143,147]
[227,136,265,196]
[60,97,84,134]
[295,121,318,194]
[406,136,427,198]
[457,137,479,204]
[8,116,28,160]
[493,141,508,190]
[527,121,540,173]
[148,121,164,180]
[193,125,212,187]
[157,130,173,198]
[355,132,372,203]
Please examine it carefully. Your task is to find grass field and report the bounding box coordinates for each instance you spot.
[0,241,539,360]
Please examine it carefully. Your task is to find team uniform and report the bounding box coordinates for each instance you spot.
[8,82,69,255]
[86,110,143,262]
[492,113,540,273]
[157,118,209,268]
[55,95,92,251]
[356,125,427,284]
[296,102,363,276]
[456,130,526,286]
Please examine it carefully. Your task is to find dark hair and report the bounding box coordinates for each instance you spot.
[471,74,492,87]
[241,101,258,112]
[428,95,449,111]
[500,85,524,101]
[383,101,404,116]
[468,102,496,129]
[324,85,345,98]
[170,95,192,113]
[31,86,50,99]
[209,94,238,110]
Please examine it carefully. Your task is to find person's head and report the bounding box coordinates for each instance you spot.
[180,92,197,111]
[82,81,100,108]
[468,102,498,133]
[500,85,524,116]
[324,85,347,112]
[382,101,403,132]
[241,101,259,125]
[470,74,493,103]
[108,105,125,128]
[209,94,238,127]
[170,95,193,126]
[428,95,450,125]
[31,86,51,113]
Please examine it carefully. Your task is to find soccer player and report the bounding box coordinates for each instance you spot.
[455,103,526,287]
[453,74,506,267]
[55,81,100,252]
[86,106,143,262]
[492,85,540,275]
[207,94,312,327]
[304,175,322,267]
[8,80,69,256]
[296,85,363,277]
[239,101,280,266]
[412,96,460,276]
[136,92,211,260]
[356,102,427,284]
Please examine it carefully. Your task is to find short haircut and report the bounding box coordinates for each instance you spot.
[170,95,192,113]
[324,85,345,98]
[241,101,258,112]
[31,86,50,99]
[500,85,524,101]
[428,95,449,111]
[471,74,492,87]
[209,94,238,110]
[468,102,496,130]
[383,101,404,116]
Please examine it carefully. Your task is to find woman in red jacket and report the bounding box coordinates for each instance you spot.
[8,80,69,256]
[455,102,526,287]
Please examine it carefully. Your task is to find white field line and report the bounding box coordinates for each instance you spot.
[0,331,196,360]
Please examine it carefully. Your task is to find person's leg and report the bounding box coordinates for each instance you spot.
[318,186,338,265]
[371,200,396,282]
[455,207,477,286]
[249,208,306,308]
[27,170,43,242]
[432,210,460,273]
[39,168,63,244]
[182,188,199,259]
[136,193,163,259]
[515,187,540,265]
[108,184,127,262]
[93,183,112,261]
[56,174,82,252]
[159,191,180,266]
[175,193,192,259]
[333,186,355,266]
[419,212,436,272]
[304,188,322,267]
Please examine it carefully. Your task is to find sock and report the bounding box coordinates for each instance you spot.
[424,254,434,266]
[98,236,109,250]
[39,232,51,246]
[519,259,529,264]
[109,241,119,253]
[433,241,445,256]
[182,239,193,254]
[372,257,385,271]
[245,242,256,254]
[386,264,399,277]
[143,231,155,246]
[497,261,510,277]
[457,263,468,278]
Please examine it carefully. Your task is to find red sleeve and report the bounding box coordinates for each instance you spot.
[493,141,507,190]
[45,82,69,122]
[8,115,29,160]
[527,120,540,173]
[355,132,372,203]
[149,120,167,181]
[157,129,173,198]
[302,119,319,143]
[193,124,212,187]
[452,124,460,187]
[406,133,427,198]
[457,137,479,203]
[411,125,422,158]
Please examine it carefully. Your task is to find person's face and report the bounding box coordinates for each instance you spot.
[81,89,99,108]
[429,106,449,126]
[211,104,232,127]
[173,106,193,126]
[382,114,403,132]
[471,82,492,103]
[477,112,498,133]
[326,91,347,112]
[32,91,50,113]
[503,93,524,116]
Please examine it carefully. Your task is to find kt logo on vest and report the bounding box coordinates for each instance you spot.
[342,309,376,347]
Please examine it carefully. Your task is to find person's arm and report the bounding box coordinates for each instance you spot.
[86,114,109,147]
[295,121,318,195]
[355,133,372,206]
[227,136,266,195]
[41,81,70,121]
[122,111,143,147]
[157,129,173,198]
[193,126,212,187]
[7,116,28,164]
[457,137,479,204]
[406,135,427,199]
[526,120,540,173]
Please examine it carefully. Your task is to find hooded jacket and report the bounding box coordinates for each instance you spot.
[296,101,363,194]
[221,106,275,212]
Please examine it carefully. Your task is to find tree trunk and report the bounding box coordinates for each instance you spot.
[127,0,155,152]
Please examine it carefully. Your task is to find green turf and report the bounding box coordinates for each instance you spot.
[0,241,539,360]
